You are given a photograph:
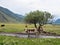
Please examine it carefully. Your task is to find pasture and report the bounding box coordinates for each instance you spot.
[0,24,60,45]
[0,35,60,45]
[0,23,60,34]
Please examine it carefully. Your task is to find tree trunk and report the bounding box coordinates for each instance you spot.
[37,24,43,33]
[34,23,37,28]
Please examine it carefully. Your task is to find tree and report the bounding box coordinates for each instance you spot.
[25,10,53,33]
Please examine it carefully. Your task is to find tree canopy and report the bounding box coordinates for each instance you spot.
[25,10,53,28]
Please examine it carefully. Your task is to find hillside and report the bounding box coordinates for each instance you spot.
[54,19,60,24]
[0,6,24,23]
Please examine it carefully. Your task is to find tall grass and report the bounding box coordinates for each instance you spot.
[0,35,60,45]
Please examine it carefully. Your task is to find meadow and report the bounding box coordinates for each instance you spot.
[0,24,60,45]
[0,35,60,45]
[0,23,60,34]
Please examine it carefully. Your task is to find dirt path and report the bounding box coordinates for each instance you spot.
[0,32,60,38]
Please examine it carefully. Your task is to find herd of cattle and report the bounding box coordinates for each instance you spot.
[24,28,57,35]
[24,25,58,36]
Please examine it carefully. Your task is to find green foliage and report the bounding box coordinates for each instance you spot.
[25,10,53,25]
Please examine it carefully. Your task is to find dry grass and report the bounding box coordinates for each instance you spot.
[0,23,60,34]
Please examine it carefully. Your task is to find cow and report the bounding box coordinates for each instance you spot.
[1,24,5,27]
[24,25,36,33]
[25,28,35,33]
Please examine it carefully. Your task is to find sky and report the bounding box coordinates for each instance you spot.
[0,0,60,18]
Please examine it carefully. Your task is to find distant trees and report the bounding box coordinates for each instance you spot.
[24,10,53,33]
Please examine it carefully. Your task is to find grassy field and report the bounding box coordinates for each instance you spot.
[0,23,34,33]
[43,24,60,34]
[0,35,60,45]
[0,24,60,45]
[0,23,60,34]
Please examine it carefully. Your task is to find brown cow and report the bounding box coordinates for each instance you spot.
[24,25,36,33]
[26,29,35,33]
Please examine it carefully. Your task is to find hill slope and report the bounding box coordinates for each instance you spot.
[54,19,60,24]
[0,6,24,23]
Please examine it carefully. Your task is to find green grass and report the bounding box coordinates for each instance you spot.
[0,35,60,45]
[0,23,60,34]
[0,23,34,33]
[43,24,60,34]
